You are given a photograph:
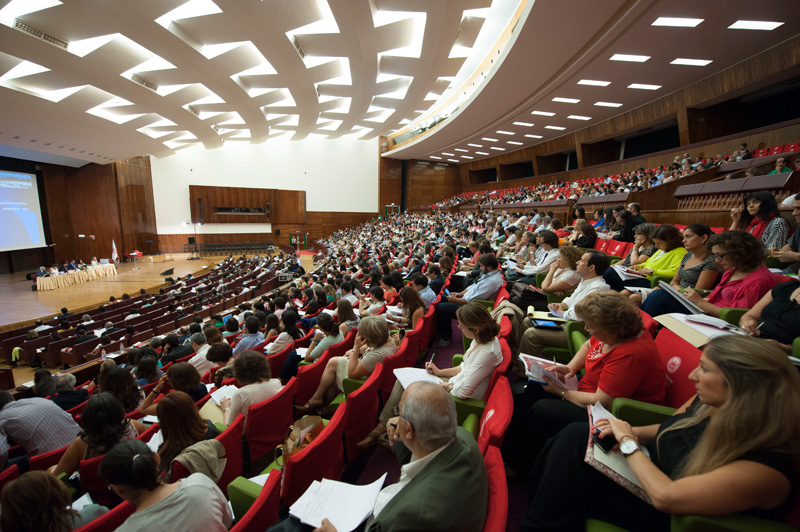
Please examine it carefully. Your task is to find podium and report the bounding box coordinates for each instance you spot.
[125,250,143,270]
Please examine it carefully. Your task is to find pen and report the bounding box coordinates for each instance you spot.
[388,422,397,428]
[428,352,436,366]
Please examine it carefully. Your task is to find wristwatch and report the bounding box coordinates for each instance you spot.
[619,437,643,456]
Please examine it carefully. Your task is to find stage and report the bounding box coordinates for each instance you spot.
[0,254,220,333]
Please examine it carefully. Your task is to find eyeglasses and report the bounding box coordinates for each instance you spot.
[713,252,729,261]
[393,406,414,429]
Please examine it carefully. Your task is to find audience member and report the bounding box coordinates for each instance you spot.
[50,373,89,411]
[521,336,799,531]
[100,440,232,532]
[220,350,282,425]
[50,393,146,477]
[155,391,220,480]
[296,316,397,413]
[729,191,789,250]
[0,471,108,531]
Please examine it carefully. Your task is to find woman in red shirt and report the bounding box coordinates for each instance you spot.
[504,291,665,474]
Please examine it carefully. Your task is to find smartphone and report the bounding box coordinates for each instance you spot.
[592,431,617,453]
[444,288,451,296]
[532,319,562,329]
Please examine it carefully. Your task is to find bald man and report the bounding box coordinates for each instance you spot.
[270,382,489,532]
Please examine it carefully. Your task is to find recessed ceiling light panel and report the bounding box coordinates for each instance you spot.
[524,134,543,139]
[496,130,515,135]
[467,143,483,147]
[481,137,498,142]
[610,54,650,62]
[671,58,712,66]
[568,115,591,120]
[531,110,555,116]
[652,17,703,27]
[628,83,661,90]
[728,20,783,30]
[552,97,580,103]
[513,122,534,127]
[577,79,610,86]
[595,101,623,107]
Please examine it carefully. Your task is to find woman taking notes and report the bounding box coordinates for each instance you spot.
[521,335,800,531]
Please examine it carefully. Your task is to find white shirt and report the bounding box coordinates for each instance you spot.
[561,276,610,321]
[188,344,214,374]
[448,337,502,400]
[517,248,559,276]
[370,442,450,524]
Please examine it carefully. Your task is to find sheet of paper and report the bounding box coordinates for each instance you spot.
[146,429,163,452]
[290,474,387,531]
[684,314,746,334]
[210,384,238,405]
[322,309,336,316]
[70,492,94,511]
[141,415,159,424]
[453,271,468,277]
[21,380,34,388]
[205,382,215,392]
[295,347,308,358]
[518,354,578,390]
[248,473,271,487]
[611,264,646,281]
[590,401,615,423]
[385,305,402,315]
[393,367,444,389]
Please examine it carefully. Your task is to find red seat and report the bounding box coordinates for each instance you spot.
[783,142,799,154]
[279,404,348,506]
[216,413,246,497]
[498,316,512,339]
[229,470,281,532]
[0,464,19,494]
[482,446,508,532]
[377,336,412,402]
[295,332,353,406]
[72,502,135,532]
[343,363,384,460]
[768,145,784,155]
[640,310,659,338]
[29,444,69,471]
[80,454,122,508]
[605,240,629,259]
[476,376,513,456]
[244,377,297,470]
[266,342,294,380]
[752,148,769,158]
[294,328,316,348]
[593,239,610,253]
[654,328,702,408]
[135,423,160,443]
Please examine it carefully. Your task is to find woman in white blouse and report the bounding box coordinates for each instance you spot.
[507,230,561,285]
[357,302,502,447]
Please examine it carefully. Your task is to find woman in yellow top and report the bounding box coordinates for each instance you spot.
[605,225,686,292]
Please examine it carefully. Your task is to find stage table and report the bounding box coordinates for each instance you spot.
[36,263,117,291]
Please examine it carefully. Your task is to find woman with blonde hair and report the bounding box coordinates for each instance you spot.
[522,335,800,531]
[296,316,397,413]
[358,302,502,447]
[505,291,665,473]
[509,245,584,311]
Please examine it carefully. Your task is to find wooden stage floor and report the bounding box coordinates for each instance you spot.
[0,254,221,333]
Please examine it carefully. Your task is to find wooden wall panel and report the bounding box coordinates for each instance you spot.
[157,211,377,253]
[272,190,306,224]
[115,157,158,255]
[379,136,402,210]
[41,162,122,263]
[189,185,274,224]
[406,160,461,209]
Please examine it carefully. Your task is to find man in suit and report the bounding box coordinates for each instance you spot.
[403,257,423,281]
[269,382,488,532]
[426,264,444,295]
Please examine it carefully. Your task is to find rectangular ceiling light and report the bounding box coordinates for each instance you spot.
[628,83,661,90]
[513,121,534,127]
[430,156,442,159]
[461,155,473,159]
[467,143,482,147]
[552,97,580,103]
[610,54,650,62]
[507,141,523,145]
[728,20,783,30]
[652,17,704,27]
[496,130,515,135]
[455,148,468,152]
[578,79,611,86]
[442,152,454,156]
[447,158,459,162]
[525,134,543,139]
[671,58,712,66]
[475,151,489,155]
[531,110,555,116]
[545,125,565,130]
[490,147,505,151]
[481,137,498,142]
[595,101,623,107]
[568,115,591,120]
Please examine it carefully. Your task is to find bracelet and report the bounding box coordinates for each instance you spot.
[223,408,230,413]
[560,390,567,400]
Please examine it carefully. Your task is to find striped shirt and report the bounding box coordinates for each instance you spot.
[0,397,81,456]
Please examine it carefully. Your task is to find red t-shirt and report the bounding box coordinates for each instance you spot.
[579,334,666,404]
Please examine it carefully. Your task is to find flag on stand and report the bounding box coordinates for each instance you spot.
[111,239,118,262]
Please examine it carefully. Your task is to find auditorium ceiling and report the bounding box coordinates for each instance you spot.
[0,0,796,167]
